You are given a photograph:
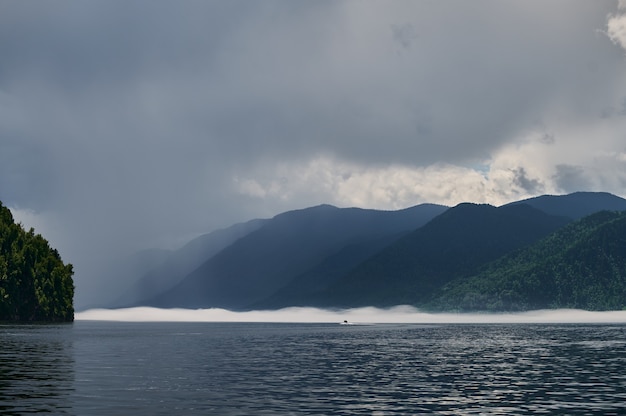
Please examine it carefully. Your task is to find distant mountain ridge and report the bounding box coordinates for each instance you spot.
[302,203,570,308]
[114,191,626,312]
[143,203,447,309]
[505,191,626,219]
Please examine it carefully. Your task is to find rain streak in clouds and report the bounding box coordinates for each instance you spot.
[1,1,626,307]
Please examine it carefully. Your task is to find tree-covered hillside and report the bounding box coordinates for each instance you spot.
[312,203,569,307]
[429,210,626,311]
[0,202,74,322]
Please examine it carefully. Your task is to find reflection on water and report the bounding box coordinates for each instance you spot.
[0,324,74,415]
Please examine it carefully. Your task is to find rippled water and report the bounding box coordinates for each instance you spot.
[1,322,626,415]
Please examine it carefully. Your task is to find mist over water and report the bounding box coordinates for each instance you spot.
[76,306,626,324]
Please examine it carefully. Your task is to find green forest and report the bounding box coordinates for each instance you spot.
[428,210,626,312]
[0,201,74,322]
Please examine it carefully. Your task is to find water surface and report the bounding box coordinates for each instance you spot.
[1,322,626,414]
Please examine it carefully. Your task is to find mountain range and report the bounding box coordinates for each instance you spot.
[110,191,626,312]
[142,203,447,309]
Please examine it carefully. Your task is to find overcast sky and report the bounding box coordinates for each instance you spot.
[2,1,626,307]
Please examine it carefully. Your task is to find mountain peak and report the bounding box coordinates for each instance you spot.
[505,191,626,220]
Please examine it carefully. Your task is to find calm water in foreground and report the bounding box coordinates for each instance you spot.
[1,321,626,415]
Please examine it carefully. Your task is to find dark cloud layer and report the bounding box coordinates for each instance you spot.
[1,1,625,307]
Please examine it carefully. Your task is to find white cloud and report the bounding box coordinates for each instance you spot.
[234,110,626,211]
[233,155,532,210]
[607,3,626,51]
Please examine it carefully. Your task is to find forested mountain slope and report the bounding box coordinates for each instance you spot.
[0,202,74,322]
[428,210,626,311]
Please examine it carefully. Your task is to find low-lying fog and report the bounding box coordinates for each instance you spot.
[76,306,626,324]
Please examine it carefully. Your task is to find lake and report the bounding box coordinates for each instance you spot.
[1,321,626,415]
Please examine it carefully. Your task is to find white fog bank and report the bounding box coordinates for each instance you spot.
[76,306,626,324]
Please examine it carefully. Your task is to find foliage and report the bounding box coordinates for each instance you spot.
[0,202,74,321]
[428,211,626,312]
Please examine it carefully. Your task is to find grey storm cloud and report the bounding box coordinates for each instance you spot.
[1,0,625,307]
[3,1,621,167]
[512,167,544,194]
[553,164,592,193]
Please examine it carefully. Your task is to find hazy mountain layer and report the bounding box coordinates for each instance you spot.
[118,218,267,307]
[126,191,626,312]
[249,231,406,309]
[146,204,447,309]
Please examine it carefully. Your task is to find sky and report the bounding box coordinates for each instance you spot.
[2,1,626,307]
